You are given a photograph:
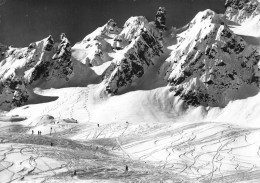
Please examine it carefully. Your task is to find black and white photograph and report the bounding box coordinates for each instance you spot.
[0,0,260,182]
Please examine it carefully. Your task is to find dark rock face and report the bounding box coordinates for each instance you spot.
[51,33,73,81]
[155,7,167,31]
[0,43,8,61]
[0,76,29,109]
[29,34,73,84]
[225,0,260,24]
[225,0,249,9]
[44,36,54,51]
[163,10,260,107]
[103,16,163,94]
[29,36,55,84]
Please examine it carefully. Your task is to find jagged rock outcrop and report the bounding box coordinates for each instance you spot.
[72,19,120,66]
[28,33,73,84]
[0,37,52,109]
[0,75,29,110]
[103,16,163,94]
[225,0,260,24]
[0,43,8,61]
[0,34,74,109]
[50,33,73,81]
[27,35,55,84]
[161,9,260,107]
[155,7,167,31]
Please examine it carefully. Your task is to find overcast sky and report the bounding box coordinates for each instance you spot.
[0,0,226,47]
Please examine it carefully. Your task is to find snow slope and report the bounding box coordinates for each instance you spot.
[231,14,260,46]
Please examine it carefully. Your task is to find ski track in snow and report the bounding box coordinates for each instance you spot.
[0,143,67,183]
[1,116,260,182]
[93,122,260,183]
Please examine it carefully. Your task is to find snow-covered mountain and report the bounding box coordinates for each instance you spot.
[161,9,260,107]
[72,19,120,66]
[1,2,260,110]
[0,34,74,109]
[0,7,169,109]
[102,16,164,94]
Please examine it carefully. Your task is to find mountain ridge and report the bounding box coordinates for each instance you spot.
[1,2,260,110]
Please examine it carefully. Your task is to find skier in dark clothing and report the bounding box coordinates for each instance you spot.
[125,165,128,172]
[32,130,34,135]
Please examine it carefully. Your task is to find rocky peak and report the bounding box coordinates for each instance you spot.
[52,33,71,60]
[161,9,260,107]
[82,19,120,43]
[155,7,167,31]
[0,34,75,109]
[103,16,163,94]
[0,43,8,61]
[113,16,162,50]
[225,0,260,24]
[72,20,120,67]
[48,33,73,81]
[43,35,54,51]
[104,19,120,35]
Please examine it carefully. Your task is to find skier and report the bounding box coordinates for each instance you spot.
[32,130,34,135]
[125,165,128,172]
